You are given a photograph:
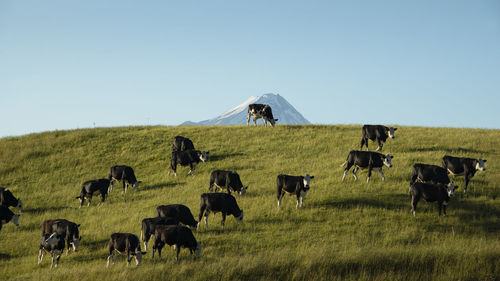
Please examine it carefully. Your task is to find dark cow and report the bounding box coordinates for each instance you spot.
[410,182,458,216]
[0,187,23,212]
[341,150,393,183]
[169,149,209,176]
[198,193,243,227]
[76,178,110,207]
[109,165,141,192]
[276,174,315,208]
[152,225,202,261]
[42,219,81,254]
[360,125,397,151]
[442,155,487,193]
[247,104,278,127]
[155,204,198,230]
[107,233,146,267]
[172,136,195,152]
[209,170,248,196]
[0,205,20,231]
[141,217,179,251]
[38,233,65,268]
[409,163,451,196]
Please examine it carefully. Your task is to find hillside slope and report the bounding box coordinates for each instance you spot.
[0,125,499,281]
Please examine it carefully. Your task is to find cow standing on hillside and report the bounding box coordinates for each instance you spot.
[409,163,451,196]
[172,136,195,152]
[108,165,141,192]
[141,217,179,251]
[247,104,278,127]
[42,219,81,254]
[341,150,393,183]
[410,182,458,216]
[76,178,110,207]
[198,193,243,227]
[152,225,202,261]
[0,187,23,212]
[155,204,198,230]
[360,125,397,151]
[38,233,65,268]
[106,233,146,267]
[209,170,248,196]
[442,155,486,193]
[276,174,314,208]
[169,149,209,176]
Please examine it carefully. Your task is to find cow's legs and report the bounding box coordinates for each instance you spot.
[38,249,45,264]
[187,163,196,176]
[87,196,92,207]
[411,194,420,216]
[277,186,284,207]
[175,244,181,261]
[376,168,385,181]
[198,204,207,227]
[352,167,359,181]
[442,201,448,216]
[221,212,226,227]
[342,162,353,181]
[79,196,85,208]
[366,166,373,183]
[247,112,251,126]
[360,137,368,150]
[98,194,106,206]
[376,139,383,151]
[127,251,131,266]
[464,174,471,193]
[108,180,114,193]
[296,193,301,209]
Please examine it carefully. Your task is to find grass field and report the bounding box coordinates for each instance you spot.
[0,125,499,281]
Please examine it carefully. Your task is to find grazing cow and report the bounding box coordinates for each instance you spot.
[155,204,198,230]
[152,225,202,261]
[172,136,195,152]
[108,165,141,192]
[198,193,243,227]
[247,104,278,127]
[75,178,110,207]
[341,150,393,183]
[107,233,146,267]
[409,163,451,196]
[442,155,487,193]
[360,125,397,151]
[141,217,179,251]
[0,187,23,212]
[276,174,315,208]
[38,233,65,268]
[410,182,458,216]
[209,170,248,196]
[169,149,209,176]
[0,205,20,231]
[42,219,81,254]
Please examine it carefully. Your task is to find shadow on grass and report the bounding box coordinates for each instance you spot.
[24,206,69,214]
[82,238,109,252]
[209,152,245,162]
[405,146,484,154]
[142,182,184,191]
[310,194,408,211]
[0,253,12,260]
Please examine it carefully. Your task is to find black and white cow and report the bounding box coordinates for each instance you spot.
[152,225,202,261]
[169,149,209,176]
[42,219,81,254]
[108,165,142,192]
[107,233,146,267]
[198,193,243,227]
[442,155,487,193]
[155,204,198,231]
[172,136,195,152]
[0,205,20,231]
[0,187,23,212]
[410,182,458,216]
[276,174,315,208]
[38,233,65,268]
[209,170,248,196]
[76,178,110,207]
[341,150,393,183]
[409,163,451,196]
[247,104,278,127]
[360,125,397,151]
[141,217,179,251]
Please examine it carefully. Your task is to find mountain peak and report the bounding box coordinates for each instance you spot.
[180,93,310,126]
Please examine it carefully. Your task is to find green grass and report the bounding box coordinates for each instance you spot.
[0,125,499,281]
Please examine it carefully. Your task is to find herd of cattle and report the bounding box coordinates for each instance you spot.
[0,104,488,268]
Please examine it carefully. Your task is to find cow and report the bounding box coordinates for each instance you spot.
[172,136,195,152]
[0,187,23,212]
[276,174,315,208]
[155,204,198,231]
[75,178,110,207]
[198,193,243,227]
[169,149,209,176]
[442,155,487,193]
[247,104,278,127]
[410,182,458,216]
[42,219,81,254]
[108,165,141,192]
[106,233,146,267]
[209,170,248,196]
[152,225,202,261]
[409,163,451,196]
[141,217,179,251]
[360,125,397,151]
[38,233,65,268]
[341,150,394,183]
[0,205,20,231]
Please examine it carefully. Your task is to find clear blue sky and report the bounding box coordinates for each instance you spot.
[1,0,499,137]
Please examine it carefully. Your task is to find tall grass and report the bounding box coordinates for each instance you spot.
[0,125,499,281]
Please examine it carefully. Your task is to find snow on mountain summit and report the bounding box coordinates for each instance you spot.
[180,94,310,126]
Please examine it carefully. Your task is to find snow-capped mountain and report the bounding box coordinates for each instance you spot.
[180,94,310,126]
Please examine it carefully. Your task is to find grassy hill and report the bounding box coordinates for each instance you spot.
[0,125,499,281]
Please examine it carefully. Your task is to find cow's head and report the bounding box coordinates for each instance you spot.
[12,213,20,226]
[235,210,244,224]
[133,181,142,191]
[476,159,487,171]
[71,236,82,252]
[239,186,248,196]
[194,242,202,256]
[447,182,458,197]
[134,249,147,265]
[270,119,278,127]
[383,154,393,168]
[198,151,209,162]
[303,174,314,189]
[16,198,23,212]
[387,127,397,139]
